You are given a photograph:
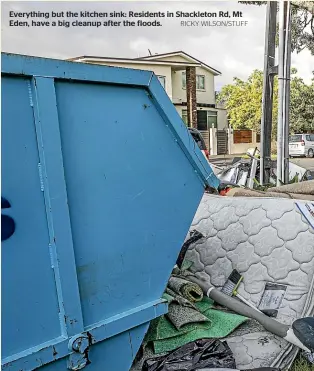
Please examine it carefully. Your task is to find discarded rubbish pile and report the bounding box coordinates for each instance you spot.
[215,148,313,192]
[184,194,314,370]
[131,219,314,370]
[131,187,314,370]
[131,260,249,371]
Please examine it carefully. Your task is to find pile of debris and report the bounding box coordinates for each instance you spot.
[215,148,313,192]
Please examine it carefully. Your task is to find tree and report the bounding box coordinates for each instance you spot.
[291,2,314,54]
[290,71,314,132]
[217,69,314,136]
[239,1,314,54]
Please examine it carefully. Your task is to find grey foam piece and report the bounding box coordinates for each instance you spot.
[185,194,314,370]
[268,180,314,195]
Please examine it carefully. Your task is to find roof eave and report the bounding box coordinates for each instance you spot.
[137,51,185,60]
[68,57,200,67]
[137,51,221,75]
[68,55,221,75]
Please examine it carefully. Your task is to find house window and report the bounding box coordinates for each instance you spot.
[196,75,205,90]
[181,109,217,130]
[182,72,186,89]
[182,72,206,90]
[157,75,166,89]
[182,110,188,126]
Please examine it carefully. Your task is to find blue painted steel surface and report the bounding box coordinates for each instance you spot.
[1,76,62,357]
[1,53,219,371]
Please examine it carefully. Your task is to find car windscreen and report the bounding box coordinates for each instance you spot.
[289,135,303,142]
[189,130,207,150]
[191,134,205,150]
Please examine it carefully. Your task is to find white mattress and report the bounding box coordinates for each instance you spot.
[185,194,314,369]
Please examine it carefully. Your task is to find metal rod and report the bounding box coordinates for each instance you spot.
[247,157,258,189]
[283,1,292,183]
[260,1,277,185]
[277,0,286,186]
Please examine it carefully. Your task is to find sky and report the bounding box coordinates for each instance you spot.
[2,1,314,90]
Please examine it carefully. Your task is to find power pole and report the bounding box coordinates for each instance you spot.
[260,1,277,185]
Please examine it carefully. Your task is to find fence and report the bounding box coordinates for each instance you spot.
[200,129,265,156]
[233,130,253,144]
[230,129,260,154]
[199,130,210,152]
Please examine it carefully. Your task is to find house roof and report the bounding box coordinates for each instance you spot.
[68,51,221,76]
[68,55,199,67]
[136,51,221,75]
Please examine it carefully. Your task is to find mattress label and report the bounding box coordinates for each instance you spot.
[296,202,314,230]
[258,283,287,313]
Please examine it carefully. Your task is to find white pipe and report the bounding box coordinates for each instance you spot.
[205,286,311,353]
[276,1,286,186]
[283,1,292,183]
[247,157,258,189]
[236,293,263,313]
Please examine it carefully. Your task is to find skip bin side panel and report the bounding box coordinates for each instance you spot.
[1,76,61,358]
[54,80,205,327]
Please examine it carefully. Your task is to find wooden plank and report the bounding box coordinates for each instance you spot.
[233,130,252,144]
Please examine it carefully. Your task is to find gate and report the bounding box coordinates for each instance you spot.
[199,130,210,152]
[217,130,228,155]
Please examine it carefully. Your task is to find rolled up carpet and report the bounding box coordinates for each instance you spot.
[167,276,203,303]
[164,288,195,309]
[166,301,209,330]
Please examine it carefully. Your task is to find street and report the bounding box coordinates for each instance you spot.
[290,157,314,172]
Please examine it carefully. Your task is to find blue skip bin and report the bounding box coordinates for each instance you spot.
[1,53,219,371]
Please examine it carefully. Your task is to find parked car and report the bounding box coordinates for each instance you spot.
[289,134,314,158]
[188,128,210,161]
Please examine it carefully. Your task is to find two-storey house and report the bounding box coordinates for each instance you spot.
[69,51,228,151]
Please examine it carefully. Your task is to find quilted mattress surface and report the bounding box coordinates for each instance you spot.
[185,194,314,369]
